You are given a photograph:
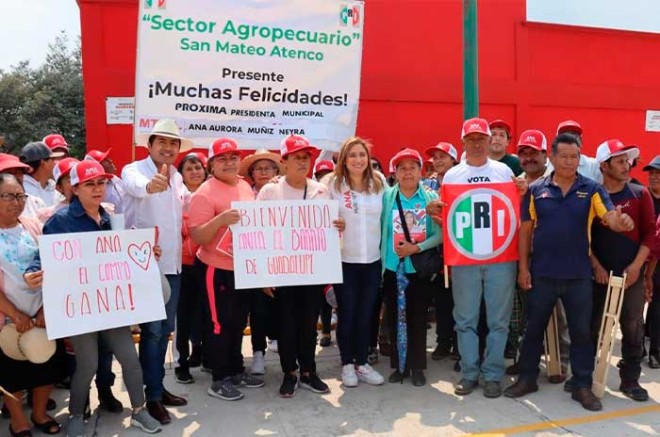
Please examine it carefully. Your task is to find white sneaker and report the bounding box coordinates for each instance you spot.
[268,339,278,353]
[251,351,265,375]
[357,364,385,385]
[341,364,358,387]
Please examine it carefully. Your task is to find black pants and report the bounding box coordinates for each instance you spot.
[198,260,251,381]
[176,263,204,369]
[383,270,429,370]
[249,290,277,352]
[592,277,646,382]
[647,268,660,354]
[275,285,323,374]
[320,299,332,336]
[433,274,455,347]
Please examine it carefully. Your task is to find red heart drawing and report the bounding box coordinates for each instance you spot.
[127,241,152,271]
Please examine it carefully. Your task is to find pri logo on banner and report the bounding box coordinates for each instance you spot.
[340,4,361,27]
[442,183,520,265]
[144,0,166,9]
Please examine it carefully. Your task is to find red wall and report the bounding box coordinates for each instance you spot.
[78,0,660,180]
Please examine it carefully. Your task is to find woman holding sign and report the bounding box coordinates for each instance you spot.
[188,138,265,402]
[0,174,66,437]
[381,148,441,387]
[257,135,345,398]
[25,161,162,436]
[325,137,386,388]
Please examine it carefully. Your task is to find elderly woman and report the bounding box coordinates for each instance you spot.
[0,174,65,437]
[238,150,283,374]
[257,135,345,398]
[174,152,208,383]
[189,139,264,402]
[381,148,441,387]
[25,161,162,437]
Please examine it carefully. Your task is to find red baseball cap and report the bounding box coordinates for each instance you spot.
[42,134,69,157]
[489,119,512,136]
[208,138,242,160]
[595,139,639,164]
[53,158,80,182]
[84,149,112,163]
[391,148,423,168]
[516,129,548,153]
[280,135,319,160]
[425,142,458,161]
[0,154,31,173]
[314,160,335,175]
[556,120,583,135]
[187,151,208,167]
[69,161,112,186]
[461,118,491,139]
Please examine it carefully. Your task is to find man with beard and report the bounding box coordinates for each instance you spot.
[590,140,655,401]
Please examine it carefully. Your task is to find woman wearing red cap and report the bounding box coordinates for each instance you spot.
[325,137,386,388]
[188,138,265,402]
[173,153,208,383]
[25,161,162,436]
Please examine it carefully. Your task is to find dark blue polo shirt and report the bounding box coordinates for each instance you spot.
[521,173,614,280]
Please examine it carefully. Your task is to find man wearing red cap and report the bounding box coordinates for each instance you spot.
[489,120,522,177]
[438,118,524,398]
[589,140,655,402]
[42,134,70,160]
[85,149,124,213]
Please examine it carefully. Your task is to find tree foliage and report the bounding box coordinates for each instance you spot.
[0,31,85,157]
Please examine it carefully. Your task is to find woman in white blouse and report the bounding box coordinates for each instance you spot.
[326,137,386,388]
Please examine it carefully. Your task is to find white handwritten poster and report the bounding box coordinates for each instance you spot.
[39,229,166,340]
[230,200,342,289]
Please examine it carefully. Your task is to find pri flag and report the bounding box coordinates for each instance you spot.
[441,183,520,266]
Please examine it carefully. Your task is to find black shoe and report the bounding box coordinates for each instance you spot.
[504,343,517,360]
[453,361,461,372]
[188,346,202,368]
[279,374,298,398]
[319,336,332,347]
[299,373,330,394]
[162,389,188,406]
[411,370,426,387]
[454,379,479,395]
[388,369,410,383]
[505,363,520,375]
[620,382,649,402]
[431,344,451,361]
[175,366,195,384]
[504,379,538,398]
[649,353,660,369]
[146,401,171,425]
[98,386,123,413]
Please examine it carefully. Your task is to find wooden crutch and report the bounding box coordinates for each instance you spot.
[592,272,627,399]
[544,303,562,379]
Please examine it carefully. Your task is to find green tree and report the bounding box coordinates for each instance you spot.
[0,31,86,157]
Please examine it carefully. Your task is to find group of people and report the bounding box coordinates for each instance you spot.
[0,116,658,437]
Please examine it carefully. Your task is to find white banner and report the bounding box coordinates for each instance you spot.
[230,200,343,289]
[39,229,166,339]
[105,97,135,125]
[134,0,365,151]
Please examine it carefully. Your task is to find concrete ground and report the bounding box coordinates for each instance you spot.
[35,328,660,437]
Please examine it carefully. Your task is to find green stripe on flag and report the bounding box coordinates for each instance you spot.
[453,196,473,252]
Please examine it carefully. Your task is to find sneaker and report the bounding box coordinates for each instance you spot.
[268,339,279,353]
[130,408,162,434]
[279,374,298,398]
[356,364,384,386]
[175,366,194,384]
[207,378,244,401]
[367,347,379,365]
[319,336,332,347]
[341,364,358,387]
[66,414,86,437]
[230,372,265,388]
[251,351,266,375]
[300,373,330,394]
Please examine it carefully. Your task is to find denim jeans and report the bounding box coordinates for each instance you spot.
[335,261,382,365]
[451,262,516,382]
[518,277,595,388]
[140,273,181,401]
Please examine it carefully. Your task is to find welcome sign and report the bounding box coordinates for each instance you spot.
[441,183,520,265]
[134,0,365,151]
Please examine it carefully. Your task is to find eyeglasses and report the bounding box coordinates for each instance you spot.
[0,193,28,202]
